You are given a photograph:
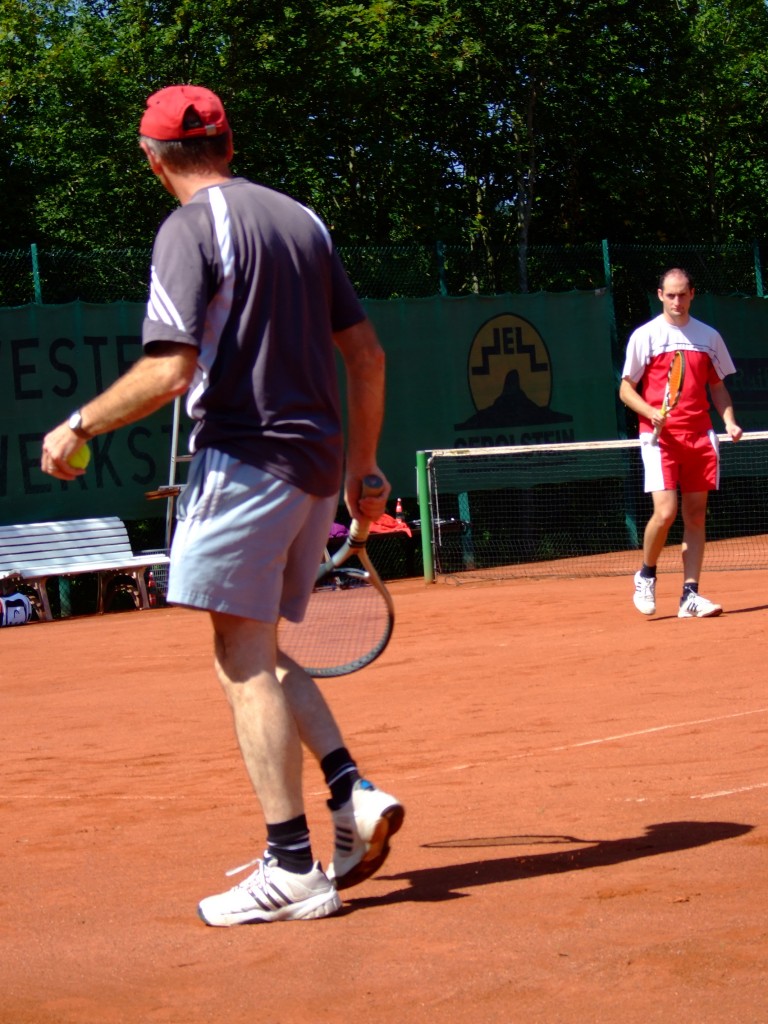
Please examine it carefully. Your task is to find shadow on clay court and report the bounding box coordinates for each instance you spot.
[345,820,752,908]
[645,602,768,622]
[706,603,768,616]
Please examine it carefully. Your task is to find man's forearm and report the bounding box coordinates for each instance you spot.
[77,346,196,437]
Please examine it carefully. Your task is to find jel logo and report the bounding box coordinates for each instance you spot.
[469,314,551,411]
[454,313,558,433]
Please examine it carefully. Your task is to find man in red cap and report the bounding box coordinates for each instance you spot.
[140,84,229,140]
[41,84,404,926]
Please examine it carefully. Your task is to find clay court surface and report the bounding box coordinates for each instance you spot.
[2,570,767,1024]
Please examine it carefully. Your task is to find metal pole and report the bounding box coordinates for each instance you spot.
[416,450,434,582]
[164,396,183,551]
[436,240,448,297]
[31,243,42,303]
[602,238,612,291]
[753,239,764,298]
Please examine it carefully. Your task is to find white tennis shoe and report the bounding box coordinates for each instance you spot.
[327,780,405,890]
[633,571,656,615]
[678,592,723,618]
[197,853,341,926]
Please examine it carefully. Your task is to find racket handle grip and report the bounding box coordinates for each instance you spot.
[347,474,385,546]
[361,473,384,498]
[650,406,667,445]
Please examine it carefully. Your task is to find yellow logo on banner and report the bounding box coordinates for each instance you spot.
[454,313,573,440]
[468,313,551,413]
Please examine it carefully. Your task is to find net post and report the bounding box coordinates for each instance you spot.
[416,450,435,582]
[458,492,476,570]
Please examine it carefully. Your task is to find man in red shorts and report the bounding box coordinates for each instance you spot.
[619,267,743,618]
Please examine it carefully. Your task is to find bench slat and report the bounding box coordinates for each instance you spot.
[1,544,135,569]
[0,516,125,536]
[0,517,170,621]
[16,556,169,578]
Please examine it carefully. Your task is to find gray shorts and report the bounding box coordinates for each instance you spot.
[167,449,338,623]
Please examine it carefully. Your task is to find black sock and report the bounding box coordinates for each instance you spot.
[321,747,361,809]
[640,564,657,579]
[682,581,698,599]
[266,814,313,874]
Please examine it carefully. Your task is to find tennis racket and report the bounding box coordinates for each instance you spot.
[278,474,394,677]
[650,350,686,445]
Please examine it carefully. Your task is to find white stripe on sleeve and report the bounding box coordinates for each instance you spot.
[147,266,187,330]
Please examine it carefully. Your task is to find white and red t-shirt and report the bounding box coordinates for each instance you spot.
[622,314,736,435]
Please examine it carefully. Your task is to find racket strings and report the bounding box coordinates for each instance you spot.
[279,571,392,676]
[667,352,685,406]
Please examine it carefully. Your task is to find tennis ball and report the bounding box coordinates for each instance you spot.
[68,444,91,469]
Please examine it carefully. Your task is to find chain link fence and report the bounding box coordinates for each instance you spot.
[1,239,764,345]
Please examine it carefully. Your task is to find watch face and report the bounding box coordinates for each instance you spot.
[68,411,87,437]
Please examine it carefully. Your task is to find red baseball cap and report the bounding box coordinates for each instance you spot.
[139,85,230,141]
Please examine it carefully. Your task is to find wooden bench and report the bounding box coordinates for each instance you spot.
[0,517,170,621]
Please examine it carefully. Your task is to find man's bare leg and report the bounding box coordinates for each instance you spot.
[212,612,304,822]
[277,653,345,762]
[643,488,678,566]
[633,489,678,615]
[680,490,708,585]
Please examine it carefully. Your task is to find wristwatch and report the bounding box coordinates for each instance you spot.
[68,409,92,440]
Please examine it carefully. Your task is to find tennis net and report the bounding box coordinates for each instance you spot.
[421,431,768,581]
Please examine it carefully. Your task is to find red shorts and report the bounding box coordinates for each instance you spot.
[640,429,719,493]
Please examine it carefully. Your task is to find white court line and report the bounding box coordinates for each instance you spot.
[390,705,768,783]
[8,707,768,802]
[692,781,768,800]
[549,706,768,752]
[5,793,186,801]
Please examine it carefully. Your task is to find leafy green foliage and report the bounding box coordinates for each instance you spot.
[1,0,766,257]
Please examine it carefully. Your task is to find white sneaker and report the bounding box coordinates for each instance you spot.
[633,571,656,615]
[327,780,405,890]
[678,592,723,618]
[198,853,342,927]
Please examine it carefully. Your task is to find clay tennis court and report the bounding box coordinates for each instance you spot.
[2,570,767,1024]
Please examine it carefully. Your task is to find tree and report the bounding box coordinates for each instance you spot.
[653,0,768,242]
[0,0,766,262]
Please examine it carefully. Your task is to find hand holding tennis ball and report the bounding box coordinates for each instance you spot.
[67,444,91,470]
